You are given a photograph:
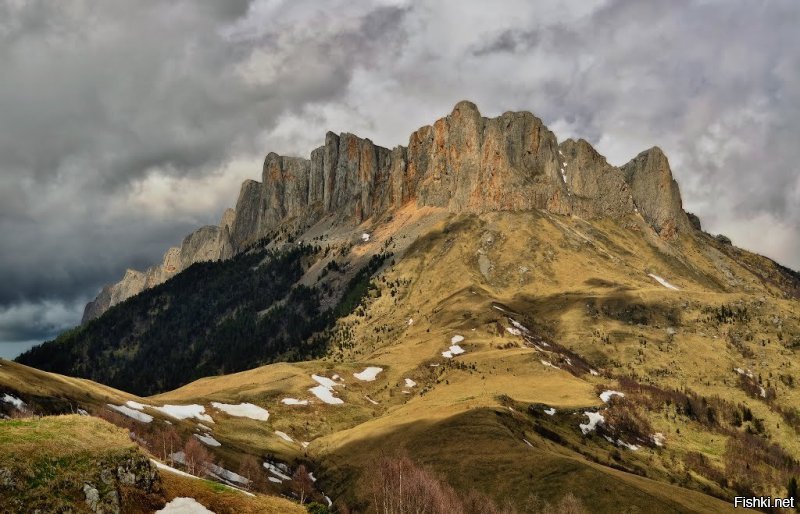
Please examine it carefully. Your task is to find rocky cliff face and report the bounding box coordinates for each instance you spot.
[84,101,694,321]
[82,209,236,323]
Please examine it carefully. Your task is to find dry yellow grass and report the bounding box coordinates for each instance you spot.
[159,471,305,514]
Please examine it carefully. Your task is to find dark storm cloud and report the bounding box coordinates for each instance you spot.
[1,0,798,346]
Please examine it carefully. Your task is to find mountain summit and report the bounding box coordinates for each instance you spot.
[83,101,692,322]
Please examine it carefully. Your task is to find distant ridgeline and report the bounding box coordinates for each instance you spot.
[80,101,695,324]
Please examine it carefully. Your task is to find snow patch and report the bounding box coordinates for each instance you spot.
[194,433,221,447]
[77,408,89,416]
[407,318,414,326]
[361,232,370,242]
[281,398,309,406]
[108,403,153,423]
[275,431,293,443]
[268,477,282,483]
[365,395,379,405]
[599,390,625,403]
[647,273,679,290]
[540,360,559,369]
[652,433,666,447]
[151,459,198,481]
[197,424,213,432]
[353,366,383,381]
[506,327,522,336]
[442,344,466,358]
[617,440,640,451]
[263,461,291,481]
[2,393,25,410]
[210,402,269,421]
[451,335,464,344]
[312,374,338,388]
[157,497,214,513]
[404,378,416,388]
[309,374,344,405]
[209,463,250,485]
[523,438,533,447]
[125,400,147,410]
[579,411,604,434]
[589,369,600,376]
[155,404,214,424]
[544,407,556,416]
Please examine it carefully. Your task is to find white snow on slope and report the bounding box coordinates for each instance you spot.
[361,232,370,242]
[599,390,625,403]
[506,327,522,336]
[312,375,337,388]
[194,433,221,447]
[2,393,25,410]
[652,433,666,447]
[442,344,466,358]
[125,400,147,410]
[151,459,198,480]
[263,461,291,481]
[211,402,269,421]
[208,463,250,485]
[451,335,464,344]
[365,395,379,405]
[544,407,556,416]
[647,273,679,290]
[155,404,214,423]
[617,440,639,451]
[404,378,416,388]
[310,385,344,405]
[509,319,528,332]
[197,424,212,432]
[540,360,559,369]
[157,497,214,514]
[108,403,153,423]
[353,367,383,381]
[281,398,309,406]
[523,438,533,447]
[275,431,293,443]
[579,411,605,434]
[309,374,344,405]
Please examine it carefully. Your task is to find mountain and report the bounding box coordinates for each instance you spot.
[81,101,697,323]
[7,101,800,513]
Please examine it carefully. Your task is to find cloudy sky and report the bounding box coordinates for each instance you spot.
[1,0,798,355]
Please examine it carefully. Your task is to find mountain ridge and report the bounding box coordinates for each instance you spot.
[82,100,693,322]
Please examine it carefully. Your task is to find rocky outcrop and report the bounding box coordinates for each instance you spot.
[85,101,695,320]
[621,147,691,239]
[1,447,163,513]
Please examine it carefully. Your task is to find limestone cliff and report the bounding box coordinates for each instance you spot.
[82,209,236,323]
[84,101,694,321]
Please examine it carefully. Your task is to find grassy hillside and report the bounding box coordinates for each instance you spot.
[0,414,305,513]
[4,207,799,512]
[16,243,334,395]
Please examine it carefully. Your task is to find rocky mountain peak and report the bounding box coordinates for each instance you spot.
[83,101,696,321]
[622,146,691,239]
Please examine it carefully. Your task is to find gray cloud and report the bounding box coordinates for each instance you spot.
[1,0,798,346]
